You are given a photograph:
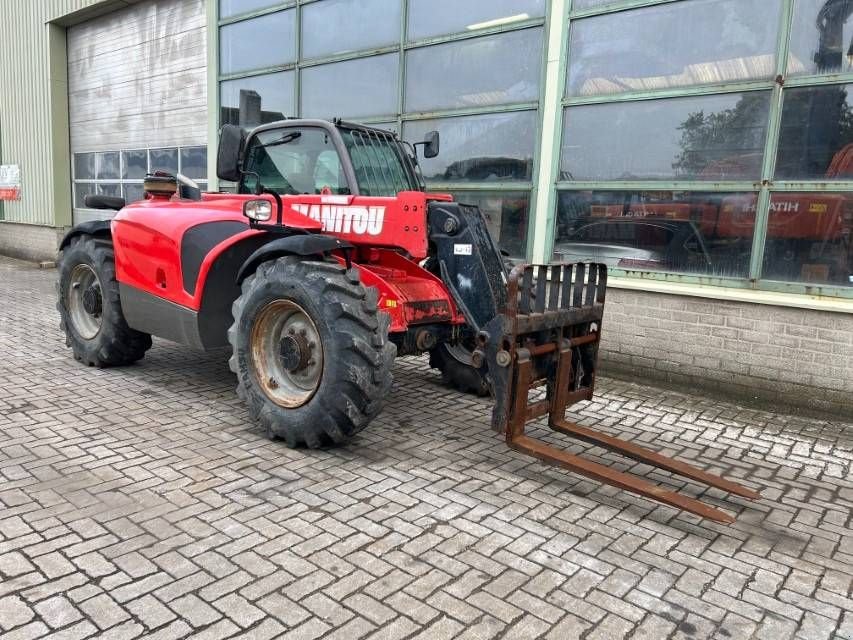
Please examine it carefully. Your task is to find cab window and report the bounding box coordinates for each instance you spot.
[242,127,350,195]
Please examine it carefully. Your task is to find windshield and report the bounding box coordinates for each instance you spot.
[338,127,420,197]
[242,127,350,195]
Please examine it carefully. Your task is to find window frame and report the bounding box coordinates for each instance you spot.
[72,145,209,212]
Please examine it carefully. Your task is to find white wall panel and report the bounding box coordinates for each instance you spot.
[68,0,207,153]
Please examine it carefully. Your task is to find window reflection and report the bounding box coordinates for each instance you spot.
[219,0,281,19]
[405,29,543,112]
[122,150,148,179]
[561,93,770,181]
[220,72,294,127]
[555,191,757,278]
[763,192,853,286]
[776,84,853,179]
[98,152,120,180]
[407,0,545,40]
[567,0,780,96]
[150,148,179,174]
[180,147,208,180]
[301,0,400,59]
[450,191,530,258]
[301,54,399,119]
[219,10,296,75]
[789,0,853,76]
[404,111,537,183]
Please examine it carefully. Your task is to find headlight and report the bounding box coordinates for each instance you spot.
[243,199,272,221]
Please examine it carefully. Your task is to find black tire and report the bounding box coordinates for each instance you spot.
[228,256,395,448]
[429,342,490,397]
[57,235,152,367]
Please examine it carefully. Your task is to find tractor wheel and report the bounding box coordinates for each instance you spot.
[228,256,395,448]
[57,235,152,367]
[429,341,490,397]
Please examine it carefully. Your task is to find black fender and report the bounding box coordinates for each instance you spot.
[236,234,353,284]
[59,220,112,251]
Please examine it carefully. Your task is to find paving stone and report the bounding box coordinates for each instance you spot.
[0,255,850,639]
[0,595,35,630]
[34,595,83,629]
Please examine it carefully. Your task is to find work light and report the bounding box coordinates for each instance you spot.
[243,199,272,222]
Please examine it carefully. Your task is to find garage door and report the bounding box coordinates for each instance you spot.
[67,0,207,223]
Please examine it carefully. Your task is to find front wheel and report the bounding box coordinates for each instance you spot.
[228,256,395,448]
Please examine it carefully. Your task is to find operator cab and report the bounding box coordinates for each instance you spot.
[216,119,439,199]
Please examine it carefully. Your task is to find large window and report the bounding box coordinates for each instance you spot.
[217,0,544,257]
[557,0,853,296]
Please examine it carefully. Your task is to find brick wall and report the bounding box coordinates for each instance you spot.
[0,221,65,263]
[599,288,853,416]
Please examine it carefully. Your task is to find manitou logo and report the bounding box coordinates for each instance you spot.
[293,203,385,235]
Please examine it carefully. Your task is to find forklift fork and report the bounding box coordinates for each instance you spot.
[478,263,760,523]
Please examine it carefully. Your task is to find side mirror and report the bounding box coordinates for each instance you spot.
[217,124,246,182]
[423,130,440,159]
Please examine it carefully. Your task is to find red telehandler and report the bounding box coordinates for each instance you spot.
[57,119,759,522]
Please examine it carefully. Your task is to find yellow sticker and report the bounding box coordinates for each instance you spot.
[809,203,828,214]
[385,299,398,308]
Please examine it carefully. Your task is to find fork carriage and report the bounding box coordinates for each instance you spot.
[479,263,760,523]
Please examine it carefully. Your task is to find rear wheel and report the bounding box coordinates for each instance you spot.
[429,340,490,397]
[229,256,395,448]
[57,235,152,367]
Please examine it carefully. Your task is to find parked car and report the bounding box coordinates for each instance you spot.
[554,218,713,272]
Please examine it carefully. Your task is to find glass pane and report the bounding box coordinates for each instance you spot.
[451,191,530,258]
[560,93,771,181]
[122,150,148,179]
[220,10,296,75]
[220,71,295,127]
[788,0,853,76]
[407,0,545,40]
[554,190,758,278]
[571,0,621,10]
[776,85,853,180]
[243,127,350,195]
[74,153,96,180]
[762,192,853,286]
[98,183,122,198]
[150,148,179,174]
[180,147,208,180]
[405,29,543,112]
[339,127,419,197]
[566,0,780,97]
[74,182,96,208]
[301,0,400,59]
[404,111,537,183]
[97,152,120,180]
[219,0,281,19]
[300,54,398,119]
[124,184,146,204]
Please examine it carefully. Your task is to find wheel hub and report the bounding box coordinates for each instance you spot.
[250,299,324,408]
[280,333,312,372]
[67,263,103,340]
[82,284,102,316]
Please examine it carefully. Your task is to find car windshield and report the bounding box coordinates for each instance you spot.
[338,127,420,197]
[568,222,677,251]
[242,127,350,195]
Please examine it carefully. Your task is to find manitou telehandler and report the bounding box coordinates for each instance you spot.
[57,119,759,522]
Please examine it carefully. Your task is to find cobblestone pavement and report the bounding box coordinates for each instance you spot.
[1,255,852,640]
